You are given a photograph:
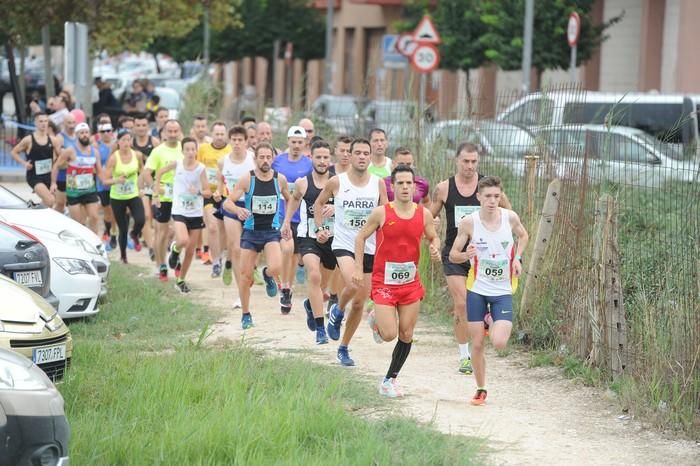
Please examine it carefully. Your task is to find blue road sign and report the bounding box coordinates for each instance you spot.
[382,34,408,69]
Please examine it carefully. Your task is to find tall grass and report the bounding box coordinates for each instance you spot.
[59,263,481,464]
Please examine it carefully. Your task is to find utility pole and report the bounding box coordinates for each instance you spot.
[521,0,534,92]
[203,2,211,66]
[324,0,334,95]
[42,25,55,98]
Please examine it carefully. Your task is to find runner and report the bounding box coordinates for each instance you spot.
[256,121,279,154]
[314,138,388,366]
[50,123,103,233]
[191,115,212,145]
[281,140,335,344]
[10,112,60,207]
[333,136,352,174]
[430,143,512,375]
[53,112,77,214]
[144,120,184,282]
[94,115,116,249]
[103,129,146,264]
[368,128,391,178]
[448,176,528,405]
[151,107,169,138]
[353,165,440,396]
[246,124,257,152]
[272,126,313,313]
[215,124,254,306]
[133,113,160,260]
[383,147,430,206]
[197,121,231,278]
[223,142,291,329]
[298,118,315,155]
[155,137,211,294]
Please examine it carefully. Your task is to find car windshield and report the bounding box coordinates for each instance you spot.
[479,123,535,149]
[157,90,180,110]
[0,186,30,209]
[631,132,685,160]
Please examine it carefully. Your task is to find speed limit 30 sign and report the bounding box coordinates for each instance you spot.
[411,44,440,73]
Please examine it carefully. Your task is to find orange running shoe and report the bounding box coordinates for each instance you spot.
[195,248,203,259]
[470,389,487,406]
[201,251,212,265]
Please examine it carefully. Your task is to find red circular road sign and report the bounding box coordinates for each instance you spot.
[411,43,440,73]
[567,12,581,47]
[397,33,417,57]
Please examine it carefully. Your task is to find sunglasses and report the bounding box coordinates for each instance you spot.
[99,129,113,133]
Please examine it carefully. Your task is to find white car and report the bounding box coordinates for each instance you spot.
[0,185,110,298]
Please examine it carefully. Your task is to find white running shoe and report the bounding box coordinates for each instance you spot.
[378,378,403,398]
[233,298,242,310]
[367,310,383,344]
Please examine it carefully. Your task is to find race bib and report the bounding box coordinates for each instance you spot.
[454,205,480,224]
[178,193,197,211]
[142,184,153,195]
[478,258,509,282]
[308,217,334,239]
[384,261,417,285]
[116,179,136,196]
[162,183,174,199]
[343,208,371,229]
[34,158,52,175]
[206,167,218,185]
[224,175,238,193]
[252,195,277,215]
[74,173,95,190]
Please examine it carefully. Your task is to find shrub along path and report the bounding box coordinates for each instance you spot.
[127,249,698,465]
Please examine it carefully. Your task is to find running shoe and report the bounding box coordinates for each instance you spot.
[127,237,134,250]
[159,266,168,282]
[303,298,316,331]
[103,240,112,253]
[102,233,109,242]
[175,280,191,294]
[316,326,329,345]
[110,235,117,249]
[130,231,142,252]
[295,265,305,284]
[233,298,242,310]
[379,378,402,398]
[174,263,182,279]
[201,251,212,265]
[148,247,156,262]
[367,311,383,344]
[261,266,278,297]
[168,242,180,270]
[280,288,292,314]
[211,261,222,278]
[241,313,254,330]
[120,256,128,265]
[337,346,354,366]
[459,357,473,375]
[326,303,344,341]
[326,294,338,318]
[470,389,487,406]
[222,264,233,286]
[253,267,264,286]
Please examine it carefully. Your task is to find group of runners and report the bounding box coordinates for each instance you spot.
[12,111,528,405]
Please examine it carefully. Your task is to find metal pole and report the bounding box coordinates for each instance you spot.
[521,0,535,92]
[203,4,210,66]
[419,72,426,157]
[569,45,577,82]
[324,1,334,95]
[5,42,26,126]
[42,25,55,98]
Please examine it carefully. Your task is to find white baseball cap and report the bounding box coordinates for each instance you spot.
[287,126,307,138]
[75,122,90,133]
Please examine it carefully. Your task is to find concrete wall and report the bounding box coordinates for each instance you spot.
[598,0,643,91]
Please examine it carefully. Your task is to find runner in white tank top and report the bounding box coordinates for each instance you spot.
[448,176,528,406]
[311,138,388,367]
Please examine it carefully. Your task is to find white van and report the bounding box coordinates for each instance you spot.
[497,91,700,145]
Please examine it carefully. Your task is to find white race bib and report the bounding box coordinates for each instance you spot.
[178,193,197,211]
[34,158,52,175]
[206,167,218,185]
[163,183,174,199]
[224,175,238,193]
[384,261,417,285]
[115,179,136,195]
[343,208,371,229]
[252,195,277,215]
[308,217,334,239]
[454,205,480,224]
[142,184,153,195]
[74,173,95,190]
[478,258,508,282]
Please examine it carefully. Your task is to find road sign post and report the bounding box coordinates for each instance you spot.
[567,12,581,82]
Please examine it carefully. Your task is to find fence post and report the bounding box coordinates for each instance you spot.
[524,154,540,223]
[605,195,627,378]
[520,178,561,320]
[590,194,608,366]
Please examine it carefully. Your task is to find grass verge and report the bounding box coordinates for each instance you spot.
[59,263,481,465]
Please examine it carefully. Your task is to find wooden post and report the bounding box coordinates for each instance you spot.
[520,178,561,320]
[524,154,540,227]
[590,194,608,367]
[604,195,627,378]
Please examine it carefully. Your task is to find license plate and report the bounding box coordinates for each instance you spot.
[33,344,66,364]
[14,270,43,287]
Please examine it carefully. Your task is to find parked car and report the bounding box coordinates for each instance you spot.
[0,184,110,298]
[0,274,73,381]
[0,220,58,309]
[154,86,181,119]
[0,347,70,465]
[532,124,700,187]
[362,100,434,143]
[311,94,368,137]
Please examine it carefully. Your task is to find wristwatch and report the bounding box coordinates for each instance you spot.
[314,226,323,234]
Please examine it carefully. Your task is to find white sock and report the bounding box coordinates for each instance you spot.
[459,343,470,359]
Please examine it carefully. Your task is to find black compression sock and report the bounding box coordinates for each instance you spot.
[386,339,413,380]
[203,245,209,253]
[315,317,324,328]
